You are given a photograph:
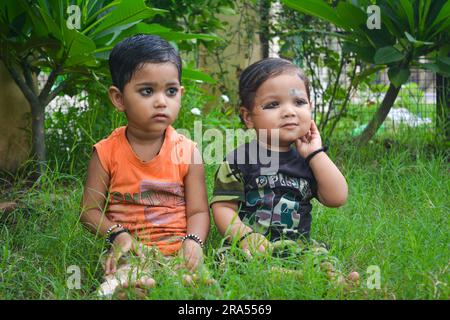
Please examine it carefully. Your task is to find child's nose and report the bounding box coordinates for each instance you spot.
[153,92,167,108]
[281,103,296,117]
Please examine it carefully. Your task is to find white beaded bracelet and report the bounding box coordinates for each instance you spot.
[181,234,204,248]
[106,224,123,237]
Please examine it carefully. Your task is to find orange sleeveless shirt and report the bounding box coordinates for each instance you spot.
[94,126,196,255]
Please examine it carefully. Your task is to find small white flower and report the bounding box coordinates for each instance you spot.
[221,95,230,103]
[190,108,201,116]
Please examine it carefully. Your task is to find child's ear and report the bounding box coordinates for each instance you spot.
[108,86,125,112]
[180,86,185,97]
[240,107,254,129]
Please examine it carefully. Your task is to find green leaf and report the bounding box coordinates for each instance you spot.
[429,1,450,31]
[398,0,415,32]
[342,42,374,63]
[182,68,216,84]
[102,22,171,43]
[62,28,96,67]
[436,57,450,76]
[218,6,236,16]
[282,0,347,30]
[404,31,434,47]
[374,46,405,64]
[89,0,166,36]
[388,67,410,88]
[336,2,366,29]
[158,32,220,42]
[420,63,440,73]
[353,65,386,86]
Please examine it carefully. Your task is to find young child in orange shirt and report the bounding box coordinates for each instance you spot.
[80,35,210,298]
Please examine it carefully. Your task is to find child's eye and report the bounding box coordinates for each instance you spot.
[262,101,279,109]
[166,87,179,96]
[140,88,153,96]
[295,99,308,106]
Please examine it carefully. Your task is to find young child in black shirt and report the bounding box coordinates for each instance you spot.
[211,58,358,285]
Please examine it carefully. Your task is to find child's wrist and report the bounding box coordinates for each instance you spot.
[305,146,328,165]
[107,227,131,246]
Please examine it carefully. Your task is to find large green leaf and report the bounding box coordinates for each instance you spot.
[62,28,96,67]
[157,32,220,42]
[95,22,170,42]
[107,22,171,42]
[436,56,450,76]
[428,0,450,31]
[336,2,366,29]
[342,42,374,63]
[374,46,405,64]
[182,68,216,84]
[88,0,166,36]
[398,0,415,32]
[282,0,347,30]
[388,66,410,88]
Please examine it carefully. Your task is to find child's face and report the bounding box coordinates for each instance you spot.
[240,72,312,150]
[109,62,183,134]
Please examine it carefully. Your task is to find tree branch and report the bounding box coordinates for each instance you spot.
[38,67,60,105]
[41,79,68,106]
[4,62,39,106]
[21,60,38,96]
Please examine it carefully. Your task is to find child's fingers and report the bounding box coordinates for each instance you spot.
[133,242,145,258]
[104,253,116,275]
[185,254,199,272]
[310,120,319,134]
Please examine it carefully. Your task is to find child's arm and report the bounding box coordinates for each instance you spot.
[80,150,141,275]
[212,201,251,240]
[296,120,348,207]
[183,147,210,271]
[212,201,269,254]
[309,152,348,207]
[80,150,114,235]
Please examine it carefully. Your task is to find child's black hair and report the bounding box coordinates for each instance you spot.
[238,58,310,111]
[109,34,182,92]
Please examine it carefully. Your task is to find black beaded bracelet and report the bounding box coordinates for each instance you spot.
[305,146,328,165]
[107,228,130,246]
[181,234,204,248]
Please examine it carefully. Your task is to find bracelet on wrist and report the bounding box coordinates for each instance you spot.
[181,234,204,248]
[107,228,130,246]
[106,224,123,237]
[305,146,328,165]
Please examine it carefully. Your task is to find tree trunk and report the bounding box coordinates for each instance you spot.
[30,101,46,174]
[355,83,401,146]
[259,0,270,59]
[436,73,449,142]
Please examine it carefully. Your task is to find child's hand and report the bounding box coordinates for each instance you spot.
[295,120,323,159]
[182,239,203,272]
[239,232,271,257]
[104,232,144,276]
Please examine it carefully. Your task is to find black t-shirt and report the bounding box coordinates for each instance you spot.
[211,140,318,241]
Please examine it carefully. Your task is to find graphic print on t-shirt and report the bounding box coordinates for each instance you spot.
[242,173,312,238]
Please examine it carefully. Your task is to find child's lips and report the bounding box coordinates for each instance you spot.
[152,113,169,120]
[281,123,298,129]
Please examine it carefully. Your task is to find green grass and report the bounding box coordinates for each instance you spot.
[0,134,448,300]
